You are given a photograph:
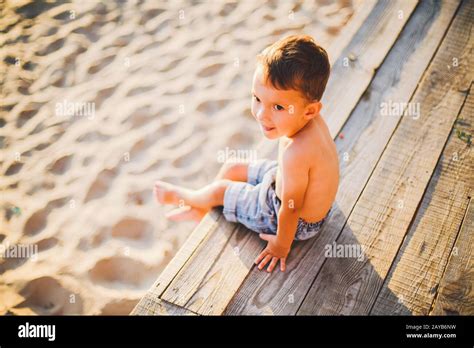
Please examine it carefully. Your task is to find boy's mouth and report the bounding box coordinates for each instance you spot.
[261,125,275,132]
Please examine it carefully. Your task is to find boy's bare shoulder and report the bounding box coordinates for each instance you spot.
[288,121,325,157]
[282,133,315,168]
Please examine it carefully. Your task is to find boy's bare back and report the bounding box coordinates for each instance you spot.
[275,115,339,223]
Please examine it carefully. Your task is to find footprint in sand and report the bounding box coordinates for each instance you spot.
[94,85,117,109]
[37,237,59,252]
[36,37,65,56]
[138,8,165,26]
[76,130,110,143]
[17,109,37,128]
[196,98,230,114]
[84,168,117,203]
[16,276,83,315]
[5,162,23,176]
[0,243,29,274]
[23,208,48,236]
[126,85,156,97]
[197,62,225,78]
[126,190,152,205]
[129,137,155,160]
[77,228,108,251]
[125,105,153,129]
[100,299,139,315]
[88,256,157,289]
[47,154,73,175]
[87,54,115,74]
[110,217,152,241]
[23,197,70,236]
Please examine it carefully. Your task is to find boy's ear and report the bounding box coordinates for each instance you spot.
[304,101,322,119]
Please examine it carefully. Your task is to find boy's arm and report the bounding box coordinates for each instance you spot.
[277,148,309,245]
[255,147,309,272]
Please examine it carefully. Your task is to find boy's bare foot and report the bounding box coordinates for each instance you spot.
[154,181,187,206]
[166,206,208,222]
[154,180,228,210]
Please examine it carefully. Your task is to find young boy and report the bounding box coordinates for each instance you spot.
[154,35,339,273]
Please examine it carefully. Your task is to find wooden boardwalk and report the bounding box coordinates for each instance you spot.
[132,0,473,315]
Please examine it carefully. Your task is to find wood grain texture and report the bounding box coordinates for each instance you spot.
[131,208,222,314]
[371,90,473,315]
[160,218,261,314]
[297,0,472,315]
[133,292,198,315]
[431,198,474,315]
[225,0,460,315]
[323,0,418,137]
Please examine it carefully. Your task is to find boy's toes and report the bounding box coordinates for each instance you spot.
[153,183,167,204]
[154,181,179,205]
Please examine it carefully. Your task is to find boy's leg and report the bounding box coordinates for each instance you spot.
[156,160,276,222]
[154,179,231,211]
[160,163,249,222]
[214,162,249,182]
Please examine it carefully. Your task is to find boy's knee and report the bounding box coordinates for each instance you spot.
[218,162,248,181]
[210,179,232,204]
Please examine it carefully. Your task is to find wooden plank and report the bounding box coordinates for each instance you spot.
[132,294,197,315]
[297,0,473,315]
[225,0,460,315]
[161,223,264,314]
[324,0,378,66]
[131,208,222,314]
[431,198,474,315]
[158,0,419,315]
[371,91,474,315]
[323,0,418,137]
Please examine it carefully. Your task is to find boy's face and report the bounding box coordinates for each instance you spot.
[251,65,320,139]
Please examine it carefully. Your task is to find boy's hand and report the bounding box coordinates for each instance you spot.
[255,234,291,273]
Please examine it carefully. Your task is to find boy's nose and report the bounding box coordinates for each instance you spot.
[256,107,270,123]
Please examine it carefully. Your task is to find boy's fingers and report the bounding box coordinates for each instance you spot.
[258,254,272,270]
[267,257,278,273]
[259,233,270,241]
[254,250,267,264]
[280,258,286,272]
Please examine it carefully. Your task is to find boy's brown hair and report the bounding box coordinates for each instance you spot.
[257,35,330,102]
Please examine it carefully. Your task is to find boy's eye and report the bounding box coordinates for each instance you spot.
[253,95,260,102]
[274,104,284,111]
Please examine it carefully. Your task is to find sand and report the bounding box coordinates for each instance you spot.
[0,0,358,315]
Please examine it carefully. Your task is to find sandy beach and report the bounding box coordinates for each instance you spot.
[0,0,358,315]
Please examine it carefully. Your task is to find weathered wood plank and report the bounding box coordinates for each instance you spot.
[324,0,378,66]
[158,0,419,316]
[161,223,264,314]
[225,0,461,315]
[132,293,197,315]
[323,0,418,137]
[371,90,474,315]
[131,208,222,314]
[431,198,474,315]
[297,0,472,315]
